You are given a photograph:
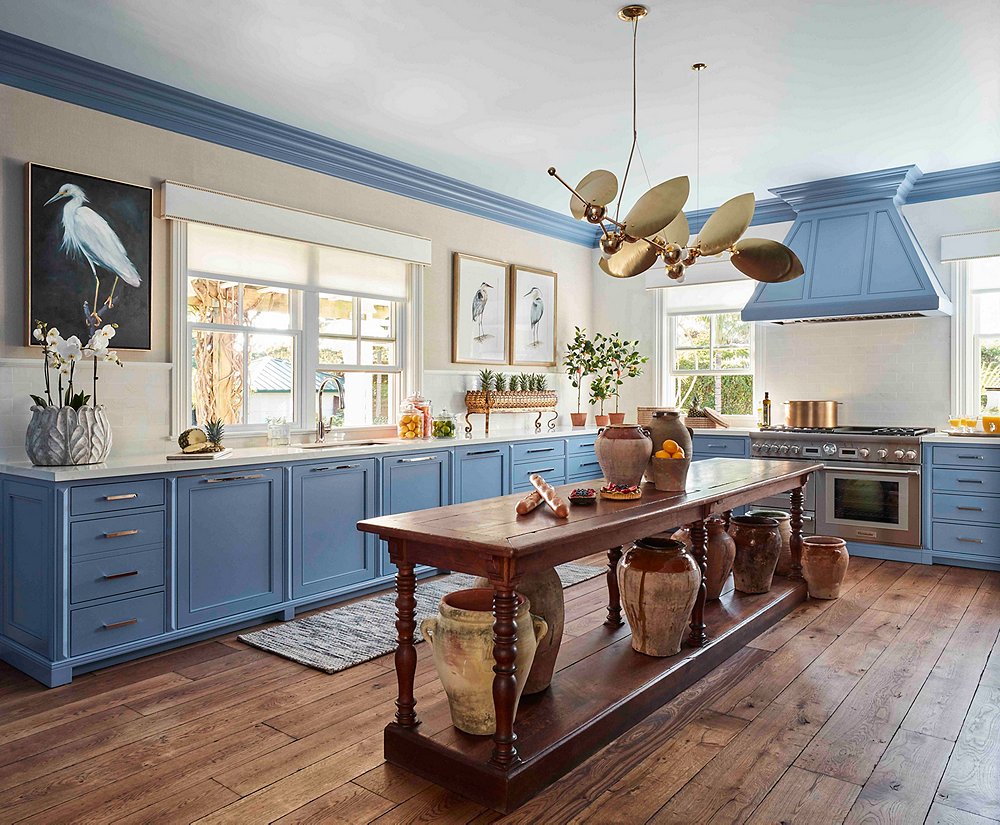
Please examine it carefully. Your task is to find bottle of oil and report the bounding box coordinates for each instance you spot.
[762,392,772,428]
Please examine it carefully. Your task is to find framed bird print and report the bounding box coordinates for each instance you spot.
[452,252,509,365]
[26,163,153,350]
[509,265,557,367]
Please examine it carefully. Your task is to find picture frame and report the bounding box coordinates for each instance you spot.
[452,252,509,365]
[26,163,153,350]
[509,265,557,367]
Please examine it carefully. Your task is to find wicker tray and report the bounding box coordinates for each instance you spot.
[466,390,558,413]
[637,406,729,429]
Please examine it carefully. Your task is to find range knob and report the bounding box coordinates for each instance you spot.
[822,443,838,457]
[752,442,762,454]
[894,449,905,460]
[789,445,800,456]
[779,444,789,455]
[905,449,917,461]
[877,449,889,459]
[858,448,870,458]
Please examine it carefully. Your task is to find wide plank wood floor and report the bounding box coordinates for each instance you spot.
[0,556,998,824]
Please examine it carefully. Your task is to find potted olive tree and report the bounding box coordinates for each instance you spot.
[605,333,649,424]
[563,326,596,427]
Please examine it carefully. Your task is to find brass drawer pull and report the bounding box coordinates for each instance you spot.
[103,570,139,580]
[103,618,138,630]
[958,537,985,544]
[204,474,265,483]
[103,529,140,539]
[104,493,138,501]
[956,506,984,512]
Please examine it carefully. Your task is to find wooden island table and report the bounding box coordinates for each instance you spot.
[358,457,821,812]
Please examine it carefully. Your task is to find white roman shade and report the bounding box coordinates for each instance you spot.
[162,180,432,266]
[662,279,756,315]
[941,228,1000,262]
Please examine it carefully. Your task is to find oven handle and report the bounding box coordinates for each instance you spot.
[824,467,920,477]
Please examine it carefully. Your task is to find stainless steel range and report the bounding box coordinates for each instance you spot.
[750,426,934,548]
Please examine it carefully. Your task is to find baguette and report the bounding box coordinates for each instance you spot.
[515,490,544,515]
[529,474,570,518]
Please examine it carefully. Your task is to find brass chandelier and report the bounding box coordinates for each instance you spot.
[548,5,804,285]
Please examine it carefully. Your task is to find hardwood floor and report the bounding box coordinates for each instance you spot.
[0,557,997,824]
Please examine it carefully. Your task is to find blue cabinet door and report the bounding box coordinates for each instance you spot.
[454,445,508,503]
[381,451,451,574]
[175,468,284,628]
[291,459,377,599]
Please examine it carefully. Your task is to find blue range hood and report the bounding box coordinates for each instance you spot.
[742,166,952,323]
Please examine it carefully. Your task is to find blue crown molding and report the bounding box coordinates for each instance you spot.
[770,165,923,211]
[0,29,600,248]
[907,160,1000,204]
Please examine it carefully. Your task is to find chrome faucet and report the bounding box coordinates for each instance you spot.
[316,377,338,443]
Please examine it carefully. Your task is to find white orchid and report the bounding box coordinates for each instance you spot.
[102,350,122,365]
[101,324,116,340]
[56,335,83,363]
[31,320,126,410]
[58,363,72,378]
[45,327,60,344]
[32,327,44,341]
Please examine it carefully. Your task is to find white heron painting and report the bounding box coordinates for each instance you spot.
[452,253,508,365]
[511,265,557,367]
[27,164,152,350]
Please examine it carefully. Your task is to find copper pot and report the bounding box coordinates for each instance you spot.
[783,400,841,428]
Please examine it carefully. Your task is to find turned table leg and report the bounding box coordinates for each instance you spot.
[789,485,805,580]
[604,546,624,628]
[688,519,709,647]
[393,560,419,728]
[490,587,520,769]
[723,509,732,531]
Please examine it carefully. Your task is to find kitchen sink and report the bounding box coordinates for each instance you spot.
[295,440,390,449]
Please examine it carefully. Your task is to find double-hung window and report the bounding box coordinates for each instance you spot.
[968,257,1000,414]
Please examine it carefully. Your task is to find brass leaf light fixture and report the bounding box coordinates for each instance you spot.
[548,5,804,286]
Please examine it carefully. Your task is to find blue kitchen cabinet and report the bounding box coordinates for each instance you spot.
[291,459,377,600]
[454,444,509,503]
[511,439,566,492]
[566,433,601,483]
[692,434,750,460]
[380,450,452,574]
[175,467,284,628]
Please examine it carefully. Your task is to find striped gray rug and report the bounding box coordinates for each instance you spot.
[239,563,604,674]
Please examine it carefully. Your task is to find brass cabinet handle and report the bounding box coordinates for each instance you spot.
[103,529,140,539]
[956,506,984,512]
[103,570,140,580]
[958,537,985,544]
[204,474,265,483]
[103,618,138,630]
[104,493,138,501]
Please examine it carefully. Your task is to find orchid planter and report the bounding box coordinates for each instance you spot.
[26,404,113,466]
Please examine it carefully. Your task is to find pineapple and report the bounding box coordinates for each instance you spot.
[494,373,507,392]
[509,375,522,392]
[478,369,495,392]
[536,374,548,392]
[204,417,226,451]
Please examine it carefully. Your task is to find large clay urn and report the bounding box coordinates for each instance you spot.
[672,516,737,600]
[801,536,850,599]
[595,424,653,489]
[617,536,700,657]
[729,515,782,594]
[420,589,547,736]
[746,509,792,577]
[473,568,563,694]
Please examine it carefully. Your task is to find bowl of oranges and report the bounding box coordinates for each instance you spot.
[648,438,691,492]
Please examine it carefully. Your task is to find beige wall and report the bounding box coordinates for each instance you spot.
[0,86,597,449]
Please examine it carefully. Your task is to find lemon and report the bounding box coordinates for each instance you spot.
[673,447,685,458]
[661,439,679,453]
[654,449,671,459]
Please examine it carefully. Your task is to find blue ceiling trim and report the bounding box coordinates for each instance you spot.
[770,165,923,211]
[907,160,1000,204]
[0,29,600,248]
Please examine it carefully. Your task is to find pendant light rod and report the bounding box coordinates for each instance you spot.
[615,12,642,222]
[691,62,706,214]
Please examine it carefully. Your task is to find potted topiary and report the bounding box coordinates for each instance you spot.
[605,333,649,424]
[589,373,612,427]
[563,326,596,427]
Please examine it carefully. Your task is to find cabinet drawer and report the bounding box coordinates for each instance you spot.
[70,592,165,656]
[931,493,1000,525]
[932,468,1000,495]
[567,454,602,479]
[70,479,165,516]
[512,458,566,492]
[566,435,598,456]
[692,436,749,458]
[70,512,165,559]
[511,440,565,463]
[71,547,165,604]
[932,445,1000,470]
[931,522,1000,560]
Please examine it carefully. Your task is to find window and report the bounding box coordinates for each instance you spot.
[969,258,1000,414]
[179,223,409,432]
[669,312,755,415]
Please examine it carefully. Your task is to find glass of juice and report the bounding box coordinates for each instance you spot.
[949,415,963,432]
[962,417,979,432]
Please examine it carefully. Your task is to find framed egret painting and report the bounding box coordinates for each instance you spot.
[509,265,557,367]
[26,163,152,350]
[452,252,508,365]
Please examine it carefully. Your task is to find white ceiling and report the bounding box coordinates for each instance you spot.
[1,0,997,214]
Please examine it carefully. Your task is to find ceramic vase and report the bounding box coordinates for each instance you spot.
[617,536,700,657]
[420,588,547,735]
[25,405,112,466]
[646,410,693,473]
[570,412,588,427]
[801,536,850,599]
[672,515,736,600]
[746,509,793,576]
[729,515,782,594]
[473,568,563,694]
[595,424,653,488]
[648,456,692,492]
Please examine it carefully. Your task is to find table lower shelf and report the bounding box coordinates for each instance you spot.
[385,575,807,813]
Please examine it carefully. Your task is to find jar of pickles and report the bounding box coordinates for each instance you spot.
[432,409,458,439]
[398,401,424,440]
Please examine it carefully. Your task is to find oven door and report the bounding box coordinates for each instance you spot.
[816,464,921,547]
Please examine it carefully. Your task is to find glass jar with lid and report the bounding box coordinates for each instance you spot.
[406,391,433,438]
[432,409,458,439]
[398,400,423,440]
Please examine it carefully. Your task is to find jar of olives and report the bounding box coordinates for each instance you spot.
[397,401,424,440]
[432,409,458,439]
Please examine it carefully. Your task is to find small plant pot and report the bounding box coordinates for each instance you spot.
[25,405,112,466]
[608,412,626,424]
[648,456,691,492]
[570,412,588,427]
[594,414,611,427]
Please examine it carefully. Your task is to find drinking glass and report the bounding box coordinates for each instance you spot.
[948,415,962,432]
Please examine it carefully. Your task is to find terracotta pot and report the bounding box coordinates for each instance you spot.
[648,456,692,492]
[618,536,700,657]
[25,404,113,466]
[608,412,626,424]
[570,412,588,427]
[594,414,610,427]
[672,516,736,600]
[645,410,693,478]
[595,424,653,488]
[801,536,850,599]
[729,515,782,594]
[420,589,547,735]
[473,568,563,694]
[746,509,792,576]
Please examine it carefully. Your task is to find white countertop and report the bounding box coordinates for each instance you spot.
[921,431,1000,445]
[0,427,601,483]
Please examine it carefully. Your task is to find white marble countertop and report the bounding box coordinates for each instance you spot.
[921,431,1000,445]
[0,427,601,483]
